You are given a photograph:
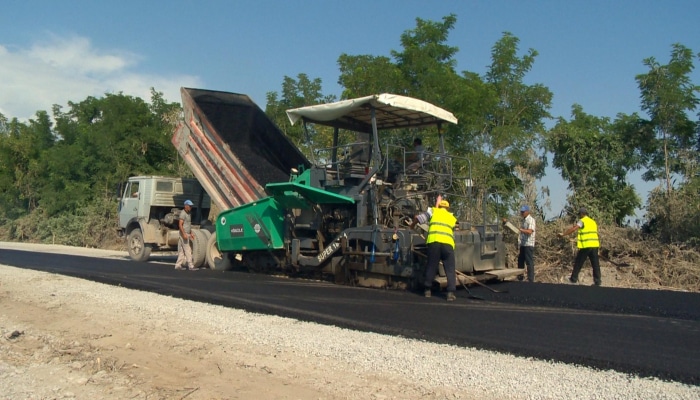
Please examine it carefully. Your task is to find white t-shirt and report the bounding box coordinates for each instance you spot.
[520,214,536,247]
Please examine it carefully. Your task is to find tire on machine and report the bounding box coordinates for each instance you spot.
[206,232,233,271]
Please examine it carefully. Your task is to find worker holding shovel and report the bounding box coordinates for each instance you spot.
[559,207,602,286]
[413,194,458,302]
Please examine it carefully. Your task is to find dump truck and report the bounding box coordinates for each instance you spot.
[172,87,522,289]
[118,88,307,267]
[117,176,213,266]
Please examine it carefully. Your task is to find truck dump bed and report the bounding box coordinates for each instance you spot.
[173,88,310,210]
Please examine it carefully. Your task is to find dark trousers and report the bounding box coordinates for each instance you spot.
[571,247,601,285]
[425,242,456,292]
[518,246,535,282]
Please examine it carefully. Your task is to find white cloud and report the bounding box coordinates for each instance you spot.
[0,34,203,120]
[28,34,134,75]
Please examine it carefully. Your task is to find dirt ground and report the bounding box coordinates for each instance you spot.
[0,245,473,400]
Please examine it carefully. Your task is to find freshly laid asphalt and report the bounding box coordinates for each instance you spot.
[1,248,699,385]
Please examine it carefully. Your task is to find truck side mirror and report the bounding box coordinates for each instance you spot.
[116,182,125,199]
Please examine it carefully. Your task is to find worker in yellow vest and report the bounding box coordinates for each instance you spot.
[559,207,602,286]
[413,194,458,301]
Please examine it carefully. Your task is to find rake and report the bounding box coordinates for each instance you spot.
[456,270,509,294]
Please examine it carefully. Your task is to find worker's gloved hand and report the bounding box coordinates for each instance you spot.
[557,233,563,237]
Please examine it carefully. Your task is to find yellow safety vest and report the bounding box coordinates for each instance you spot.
[426,208,457,248]
[577,216,600,249]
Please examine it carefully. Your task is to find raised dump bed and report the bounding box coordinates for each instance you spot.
[172,87,309,210]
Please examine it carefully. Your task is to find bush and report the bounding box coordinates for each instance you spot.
[2,197,119,248]
[644,186,700,244]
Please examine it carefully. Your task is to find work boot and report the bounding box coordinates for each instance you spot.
[446,292,456,302]
[424,289,431,298]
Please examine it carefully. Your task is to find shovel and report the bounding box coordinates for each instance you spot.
[456,270,509,294]
[457,278,485,300]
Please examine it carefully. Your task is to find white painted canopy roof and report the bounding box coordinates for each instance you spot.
[286,93,458,131]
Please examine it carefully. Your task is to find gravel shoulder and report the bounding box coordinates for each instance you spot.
[1,243,698,400]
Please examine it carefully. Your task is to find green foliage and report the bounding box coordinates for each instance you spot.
[0,111,59,214]
[619,43,700,242]
[0,89,181,245]
[0,114,27,219]
[545,105,641,224]
[610,113,655,169]
[5,195,117,247]
[265,74,338,158]
[337,54,406,98]
[644,185,700,243]
[636,43,700,191]
[43,90,181,216]
[482,32,552,157]
[269,16,554,214]
[390,14,460,104]
[460,32,551,209]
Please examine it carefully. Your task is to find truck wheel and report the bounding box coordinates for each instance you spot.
[191,229,209,268]
[127,229,151,262]
[197,229,211,267]
[206,232,233,271]
[199,229,212,244]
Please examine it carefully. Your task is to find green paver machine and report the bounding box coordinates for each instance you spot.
[176,91,522,289]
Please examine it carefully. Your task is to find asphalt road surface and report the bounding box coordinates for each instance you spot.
[1,248,699,385]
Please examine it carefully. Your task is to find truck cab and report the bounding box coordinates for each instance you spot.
[118,176,212,266]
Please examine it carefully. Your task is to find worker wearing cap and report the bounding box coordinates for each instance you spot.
[174,200,198,271]
[406,137,426,171]
[413,194,458,301]
[559,207,601,286]
[518,205,536,282]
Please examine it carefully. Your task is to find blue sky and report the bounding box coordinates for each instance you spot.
[1,0,699,219]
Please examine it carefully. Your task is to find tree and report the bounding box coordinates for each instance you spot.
[636,44,700,192]
[483,33,551,163]
[337,54,406,98]
[265,73,336,159]
[450,32,552,211]
[545,105,641,224]
[337,15,465,152]
[0,113,26,219]
[6,111,58,213]
[391,14,460,105]
[36,91,181,216]
[0,90,182,244]
[271,17,554,217]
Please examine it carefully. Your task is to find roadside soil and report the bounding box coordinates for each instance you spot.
[0,244,474,400]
